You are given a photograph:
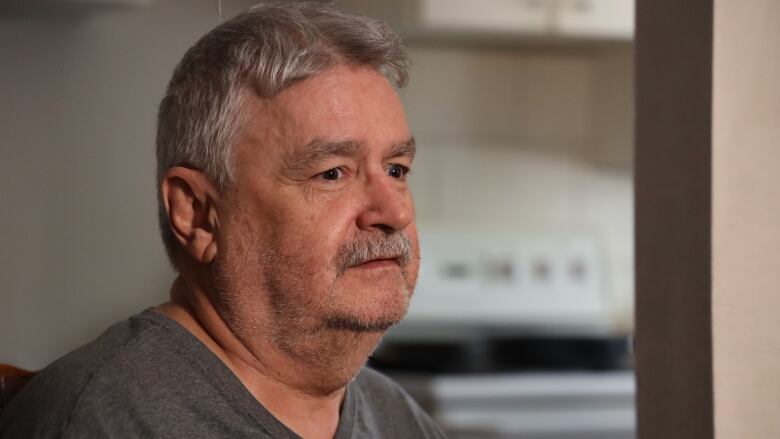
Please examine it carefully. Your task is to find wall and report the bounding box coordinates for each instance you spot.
[713,0,780,436]
[635,0,780,436]
[0,0,256,369]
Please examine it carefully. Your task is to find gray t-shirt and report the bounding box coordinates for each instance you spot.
[0,310,446,438]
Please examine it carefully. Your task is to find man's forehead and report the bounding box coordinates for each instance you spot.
[236,66,411,166]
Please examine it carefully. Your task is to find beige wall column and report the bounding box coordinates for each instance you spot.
[636,0,780,437]
[712,1,780,437]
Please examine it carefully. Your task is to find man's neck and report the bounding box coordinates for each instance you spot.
[156,276,351,439]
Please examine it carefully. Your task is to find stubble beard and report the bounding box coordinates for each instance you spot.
[212,220,418,394]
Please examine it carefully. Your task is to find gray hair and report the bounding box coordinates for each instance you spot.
[156,1,409,265]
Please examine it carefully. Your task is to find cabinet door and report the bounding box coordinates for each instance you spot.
[556,0,634,39]
[419,0,553,33]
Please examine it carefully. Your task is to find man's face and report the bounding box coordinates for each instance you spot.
[213,65,419,359]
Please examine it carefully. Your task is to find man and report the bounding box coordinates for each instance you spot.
[0,3,445,438]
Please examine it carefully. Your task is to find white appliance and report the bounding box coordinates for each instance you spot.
[393,229,613,338]
[393,371,636,439]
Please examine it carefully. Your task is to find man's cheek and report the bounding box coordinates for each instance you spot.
[403,251,420,292]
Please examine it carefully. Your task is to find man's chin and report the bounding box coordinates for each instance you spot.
[321,281,412,333]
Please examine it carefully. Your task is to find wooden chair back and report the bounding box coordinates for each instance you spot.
[0,364,36,413]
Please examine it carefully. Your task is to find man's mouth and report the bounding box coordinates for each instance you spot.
[349,257,401,270]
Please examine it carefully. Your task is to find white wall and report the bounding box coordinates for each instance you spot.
[0,0,256,369]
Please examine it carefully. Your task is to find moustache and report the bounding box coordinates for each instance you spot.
[333,233,414,276]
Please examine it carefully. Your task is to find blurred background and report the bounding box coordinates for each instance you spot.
[0,0,635,437]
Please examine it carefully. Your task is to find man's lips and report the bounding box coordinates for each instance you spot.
[349,257,400,270]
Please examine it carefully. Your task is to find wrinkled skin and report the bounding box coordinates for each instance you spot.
[211,64,419,391]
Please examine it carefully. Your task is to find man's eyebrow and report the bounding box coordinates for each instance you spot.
[284,139,361,171]
[387,137,416,160]
[283,137,416,171]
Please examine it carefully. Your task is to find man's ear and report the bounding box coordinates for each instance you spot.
[160,167,220,264]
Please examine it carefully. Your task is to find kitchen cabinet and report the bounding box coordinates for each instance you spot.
[556,0,635,39]
[419,0,551,34]
[341,0,635,42]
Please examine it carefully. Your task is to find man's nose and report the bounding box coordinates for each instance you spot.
[355,173,414,234]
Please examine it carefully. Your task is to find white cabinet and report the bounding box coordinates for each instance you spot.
[419,0,551,33]
[556,0,635,39]
[360,0,636,41]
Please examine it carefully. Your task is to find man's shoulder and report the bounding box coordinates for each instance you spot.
[23,309,177,392]
[0,310,194,438]
[350,367,447,438]
[46,309,171,373]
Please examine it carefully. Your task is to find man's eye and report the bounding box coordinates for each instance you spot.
[320,168,343,181]
[387,164,409,179]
